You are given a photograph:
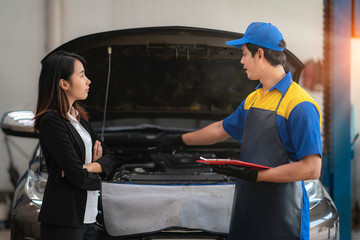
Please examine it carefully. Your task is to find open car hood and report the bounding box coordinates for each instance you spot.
[45,26,304,123]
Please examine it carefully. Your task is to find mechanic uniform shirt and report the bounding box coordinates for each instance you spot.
[222,71,322,239]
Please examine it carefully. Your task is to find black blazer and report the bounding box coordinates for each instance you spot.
[38,111,116,227]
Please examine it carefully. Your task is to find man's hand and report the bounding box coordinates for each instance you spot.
[157,135,185,153]
[211,165,258,182]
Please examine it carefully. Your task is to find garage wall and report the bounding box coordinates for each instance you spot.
[0,0,324,191]
[0,0,45,191]
[46,0,324,61]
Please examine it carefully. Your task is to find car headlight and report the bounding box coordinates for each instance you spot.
[305,180,324,209]
[24,168,47,206]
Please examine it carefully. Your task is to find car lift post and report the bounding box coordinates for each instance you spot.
[323,0,352,239]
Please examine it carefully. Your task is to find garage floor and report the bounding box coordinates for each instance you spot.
[0,230,9,240]
[0,229,360,240]
[354,228,360,239]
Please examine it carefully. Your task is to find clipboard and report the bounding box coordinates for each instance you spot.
[196,157,270,170]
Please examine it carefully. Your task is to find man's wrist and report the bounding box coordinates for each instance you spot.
[178,134,185,146]
[256,169,265,182]
[180,134,186,145]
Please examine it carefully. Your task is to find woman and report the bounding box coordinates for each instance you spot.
[34,51,116,239]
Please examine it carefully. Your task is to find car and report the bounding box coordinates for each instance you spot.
[1,26,339,240]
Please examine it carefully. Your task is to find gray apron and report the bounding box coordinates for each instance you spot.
[228,94,303,240]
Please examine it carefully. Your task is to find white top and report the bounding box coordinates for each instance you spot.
[67,110,99,224]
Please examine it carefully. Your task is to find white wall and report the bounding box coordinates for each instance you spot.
[47,0,324,62]
[0,0,45,190]
[0,0,324,190]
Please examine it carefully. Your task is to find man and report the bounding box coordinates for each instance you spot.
[158,22,322,240]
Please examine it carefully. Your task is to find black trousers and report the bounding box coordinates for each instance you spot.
[41,223,96,240]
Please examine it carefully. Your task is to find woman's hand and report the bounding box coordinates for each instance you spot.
[83,162,102,173]
[93,140,103,161]
[62,140,104,177]
[83,140,104,173]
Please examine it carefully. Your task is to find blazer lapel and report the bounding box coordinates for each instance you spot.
[65,121,86,163]
[80,120,92,143]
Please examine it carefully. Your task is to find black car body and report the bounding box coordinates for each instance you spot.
[1,27,339,240]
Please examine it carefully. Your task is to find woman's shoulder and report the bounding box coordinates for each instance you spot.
[39,110,67,129]
[40,110,60,121]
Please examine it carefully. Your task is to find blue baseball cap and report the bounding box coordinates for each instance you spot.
[226,22,285,51]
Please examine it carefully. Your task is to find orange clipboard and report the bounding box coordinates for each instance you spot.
[196,157,270,170]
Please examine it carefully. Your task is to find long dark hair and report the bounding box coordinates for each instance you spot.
[34,51,89,130]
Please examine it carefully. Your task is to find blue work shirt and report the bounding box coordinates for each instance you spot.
[223,71,322,161]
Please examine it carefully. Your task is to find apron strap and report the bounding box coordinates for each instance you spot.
[274,81,293,113]
[250,97,257,108]
[274,94,284,112]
